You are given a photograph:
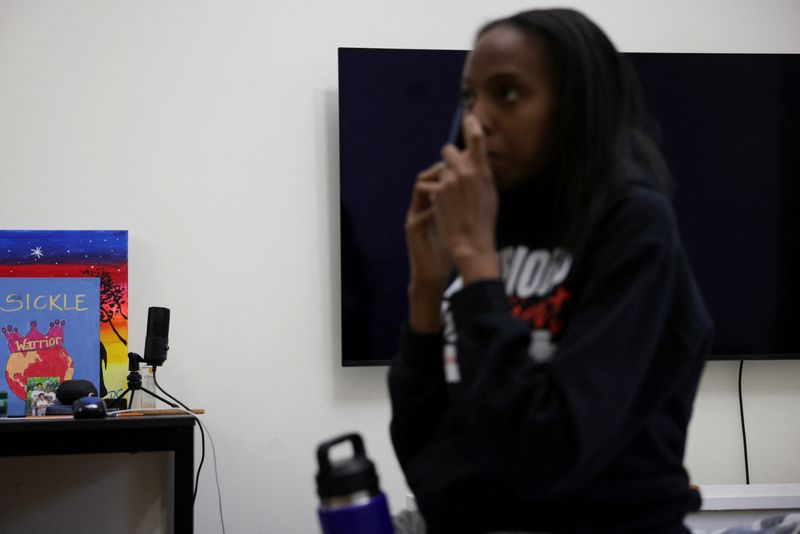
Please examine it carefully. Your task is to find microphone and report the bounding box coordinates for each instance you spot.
[143,307,170,366]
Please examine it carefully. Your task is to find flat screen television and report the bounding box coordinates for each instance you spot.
[338,47,800,365]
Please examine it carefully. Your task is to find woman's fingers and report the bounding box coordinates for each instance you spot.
[406,205,435,228]
[463,114,491,176]
[410,177,446,215]
[419,161,444,182]
[440,145,467,176]
[440,115,490,179]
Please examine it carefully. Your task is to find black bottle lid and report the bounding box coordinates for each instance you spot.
[315,433,380,499]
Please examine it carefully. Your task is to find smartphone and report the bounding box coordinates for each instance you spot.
[446,106,466,149]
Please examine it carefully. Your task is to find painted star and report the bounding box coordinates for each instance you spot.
[30,246,44,259]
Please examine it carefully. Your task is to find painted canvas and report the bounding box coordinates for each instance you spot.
[0,230,128,401]
[0,277,100,416]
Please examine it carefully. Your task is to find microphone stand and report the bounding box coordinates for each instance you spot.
[107,352,177,409]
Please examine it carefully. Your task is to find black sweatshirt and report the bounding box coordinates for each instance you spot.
[388,180,713,533]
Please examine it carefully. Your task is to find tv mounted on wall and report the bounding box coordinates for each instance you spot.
[338,47,800,366]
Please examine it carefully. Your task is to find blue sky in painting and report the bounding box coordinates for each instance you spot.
[0,230,128,265]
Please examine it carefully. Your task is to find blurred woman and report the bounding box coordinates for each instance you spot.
[389,8,712,533]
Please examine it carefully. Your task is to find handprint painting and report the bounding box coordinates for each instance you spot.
[0,230,128,402]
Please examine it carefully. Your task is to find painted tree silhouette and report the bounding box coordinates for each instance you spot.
[82,268,127,346]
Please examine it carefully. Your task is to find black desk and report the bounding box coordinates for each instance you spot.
[0,414,195,532]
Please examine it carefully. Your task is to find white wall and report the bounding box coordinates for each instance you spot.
[1,1,799,532]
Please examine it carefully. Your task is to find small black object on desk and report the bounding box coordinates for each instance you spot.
[56,379,98,405]
[72,396,107,419]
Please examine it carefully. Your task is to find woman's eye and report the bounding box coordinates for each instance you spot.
[500,87,519,102]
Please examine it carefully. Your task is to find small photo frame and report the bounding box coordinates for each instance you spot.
[26,377,60,417]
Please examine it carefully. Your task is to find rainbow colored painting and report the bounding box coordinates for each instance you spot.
[0,230,128,400]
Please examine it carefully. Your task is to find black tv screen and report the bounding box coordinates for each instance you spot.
[338,48,800,365]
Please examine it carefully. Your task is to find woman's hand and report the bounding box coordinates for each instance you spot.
[433,115,500,283]
[405,114,501,331]
[405,162,454,333]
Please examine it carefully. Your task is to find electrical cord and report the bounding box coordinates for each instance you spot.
[174,406,226,534]
[738,359,750,484]
[110,404,226,534]
[150,369,206,501]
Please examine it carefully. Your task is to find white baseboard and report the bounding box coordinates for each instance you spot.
[406,484,800,532]
[687,484,800,532]
[698,484,800,511]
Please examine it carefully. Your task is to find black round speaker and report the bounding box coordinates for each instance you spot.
[56,379,98,405]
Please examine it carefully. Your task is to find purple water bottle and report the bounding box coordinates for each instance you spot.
[315,433,394,534]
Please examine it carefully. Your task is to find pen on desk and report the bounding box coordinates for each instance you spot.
[111,408,206,417]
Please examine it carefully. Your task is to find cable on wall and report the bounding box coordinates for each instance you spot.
[110,402,226,532]
[175,406,226,534]
[738,359,750,484]
[151,369,206,499]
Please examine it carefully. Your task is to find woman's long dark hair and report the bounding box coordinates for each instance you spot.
[479,8,670,247]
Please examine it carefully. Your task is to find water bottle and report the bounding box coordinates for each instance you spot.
[315,432,394,534]
[140,365,156,409]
